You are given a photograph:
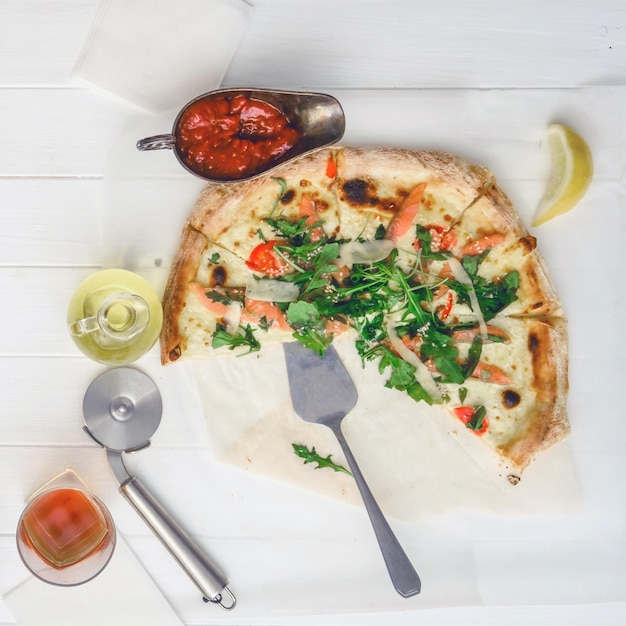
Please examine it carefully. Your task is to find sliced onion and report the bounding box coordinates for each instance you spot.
[337,240,394,269]
[224,300,242,334]
[447,257,488,339]
[386,321,442,402]
[245,277,299,303]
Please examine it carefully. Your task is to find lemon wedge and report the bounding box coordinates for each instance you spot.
[532,123,593,227]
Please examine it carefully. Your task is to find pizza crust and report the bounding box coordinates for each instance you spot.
[161,226,208,363]
[498,316,570,471]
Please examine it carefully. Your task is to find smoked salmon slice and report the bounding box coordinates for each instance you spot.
[243,298,292,331]
[461,233,506,256]
[452,325,510,344]
[189,283,231,315]
[470,361,513,385]
[385,183,427,244]
[299,193,324,241]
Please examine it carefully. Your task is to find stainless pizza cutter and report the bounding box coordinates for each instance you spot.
[82,367,235,610]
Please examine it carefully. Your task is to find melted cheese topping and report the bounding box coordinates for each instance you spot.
[337,240,395,269]
[245,277,299,302]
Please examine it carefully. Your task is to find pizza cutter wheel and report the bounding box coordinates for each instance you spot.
[82,367,236,610]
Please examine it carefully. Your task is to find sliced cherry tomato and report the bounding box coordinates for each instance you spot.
[429,224,457,252]
[440,290,454,320]
[413,223,457,252]
[440,230,457,251]
[453,405,489,436]
[326,156,337,178]
[245,240,291,277]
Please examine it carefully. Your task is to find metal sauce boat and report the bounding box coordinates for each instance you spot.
[136,88,346,183]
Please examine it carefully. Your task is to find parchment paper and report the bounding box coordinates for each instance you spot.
[99,87,626,613]
[192,335,581,522]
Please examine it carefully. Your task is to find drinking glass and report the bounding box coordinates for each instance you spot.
[16,470,116,585]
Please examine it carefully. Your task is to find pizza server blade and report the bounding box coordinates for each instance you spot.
[82,367,236,610]
[283,342,421,598]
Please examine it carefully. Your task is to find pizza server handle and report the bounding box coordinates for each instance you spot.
[107,449,236,610]
[332,425,422,598]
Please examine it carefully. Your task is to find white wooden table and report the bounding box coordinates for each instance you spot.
[1,1,626,624]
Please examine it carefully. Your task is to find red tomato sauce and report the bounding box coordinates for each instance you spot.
[176,94,301,180]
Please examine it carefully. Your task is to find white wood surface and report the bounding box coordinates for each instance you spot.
[1,1,626,624]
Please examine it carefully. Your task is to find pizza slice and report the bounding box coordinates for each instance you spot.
[334,147,492,242]
[187,148,340,262]
[162,149,342,363]
[427,315,569,478]
[431,183,564,318]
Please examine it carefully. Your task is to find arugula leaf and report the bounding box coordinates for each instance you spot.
[211,324,260,355]
[461,248,490,277]
[277,242,340,296]
[292,329,332,355]
[439,249,520,320]
[414,224,450,260]
[365,344,435,405]
[473,271,520,320]
[357,312,386,342]
[466,405,487,431]
[266,216,310,244]
[269,177,288,216]
[204,289,232,305]
[328,260,399,318]
[256,228,268,243]
[421,341,464,384]
[392,268,431,326]
[292,444,352,475]
[449,269,520,321]
[461,334,483,378]
[257,315,273,331]
[334,251,428,326]
[301,242,340,296]
[286,301,332,355]
[286,300,323,328]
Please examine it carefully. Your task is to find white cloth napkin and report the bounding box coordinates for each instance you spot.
[4,535,183,626]
[72,0,253,112]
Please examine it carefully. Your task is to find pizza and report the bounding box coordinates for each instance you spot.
[161,147,569,483]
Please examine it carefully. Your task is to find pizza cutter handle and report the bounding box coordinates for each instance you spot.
[119,476,236,610]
